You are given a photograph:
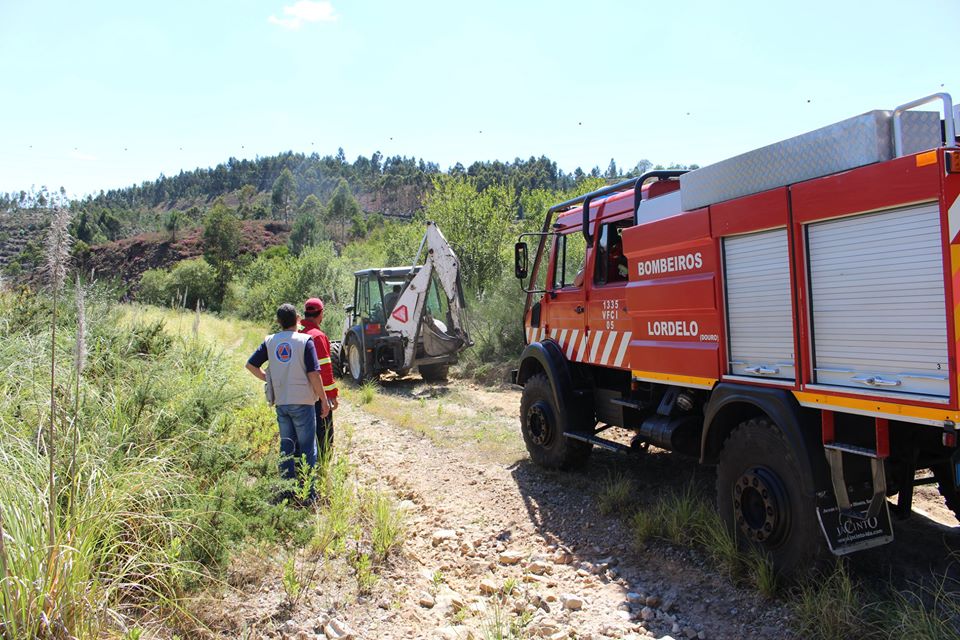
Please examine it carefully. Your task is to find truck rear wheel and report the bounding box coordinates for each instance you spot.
[933,462,960,521]
[716,417,824,576]
[330,341,343,378]
[520,373,592,470]
[419,363,449,382]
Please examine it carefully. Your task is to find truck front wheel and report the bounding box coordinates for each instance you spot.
[716,417,825,576]
[520,373,592,470]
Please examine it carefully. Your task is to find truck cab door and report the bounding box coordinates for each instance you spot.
[585,220,633,369]
[541,229,588,360]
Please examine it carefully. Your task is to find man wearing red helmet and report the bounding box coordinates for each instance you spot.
[301,297,339,455]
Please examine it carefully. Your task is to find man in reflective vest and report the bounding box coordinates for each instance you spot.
[301,297,338,457]
[246,303,330,503]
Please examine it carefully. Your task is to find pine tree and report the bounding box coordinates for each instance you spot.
[271,168,298,220]
[202,200,242,307]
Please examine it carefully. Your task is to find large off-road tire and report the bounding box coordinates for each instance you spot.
[520,373,592,470]
[345,336,375,384]
[330,341,343,378]
[419,363,449,382]
[933,462,960,520]
[716,417,825,577]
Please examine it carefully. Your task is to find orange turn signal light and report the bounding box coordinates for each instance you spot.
[948,151,960,174]
[917,150,938,167]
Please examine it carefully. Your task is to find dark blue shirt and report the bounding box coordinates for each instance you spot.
[248,337,320,372]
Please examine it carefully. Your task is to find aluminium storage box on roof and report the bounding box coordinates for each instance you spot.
[679,110,942,211]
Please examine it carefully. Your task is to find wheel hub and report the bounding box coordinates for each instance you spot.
[527,402,553,447]
[733,467,789,545]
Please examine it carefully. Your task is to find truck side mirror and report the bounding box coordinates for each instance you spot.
[514,242,528,280]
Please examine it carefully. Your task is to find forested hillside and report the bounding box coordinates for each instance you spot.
[0,149,694,250]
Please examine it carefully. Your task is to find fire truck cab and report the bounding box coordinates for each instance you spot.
[513,92,960,574]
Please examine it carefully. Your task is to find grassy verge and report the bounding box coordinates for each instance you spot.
[0,293,405,638]
[339,380,523,462]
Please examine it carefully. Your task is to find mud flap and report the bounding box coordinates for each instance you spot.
[818,443,894,555]
[816,495,894,555]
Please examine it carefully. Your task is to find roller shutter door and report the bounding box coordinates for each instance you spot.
[724,228,795,381]
[807,203,948,397]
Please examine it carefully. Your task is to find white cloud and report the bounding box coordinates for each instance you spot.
[69,150,96,162]
[268,1,337,29]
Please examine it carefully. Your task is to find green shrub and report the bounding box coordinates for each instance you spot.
[169,258,218,310]
[462,268,528,370]
[138,268,171,305]
[227,242,348,335]
[136,259,217,310]
[259,245,290,260]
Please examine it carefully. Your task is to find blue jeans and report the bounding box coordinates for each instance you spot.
[276,404,317,497]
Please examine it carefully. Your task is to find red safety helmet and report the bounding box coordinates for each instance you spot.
[304,297,324,314]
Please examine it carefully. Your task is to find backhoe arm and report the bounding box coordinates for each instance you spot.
[384,221,470,368]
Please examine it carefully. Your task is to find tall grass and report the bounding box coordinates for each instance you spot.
[880,580,960,639]
[0,433,192,638]
[793,563,867,640]
[0,287,309,637]
[44,206,72,554]
[358,380,378,405]
[365,490,406,561]
[597,470,632,516]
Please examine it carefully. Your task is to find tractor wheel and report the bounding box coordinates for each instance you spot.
[419,363,449,382]
[519,373,592,470]
[345,336,374,384]
[933,463,960,521]
[330,341,343,378]
[716,417,825,577]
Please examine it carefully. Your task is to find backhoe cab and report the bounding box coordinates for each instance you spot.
[333,221,471,383]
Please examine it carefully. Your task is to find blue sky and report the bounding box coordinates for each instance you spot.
[1,0,958,197]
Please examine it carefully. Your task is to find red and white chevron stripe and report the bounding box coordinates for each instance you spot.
[525,326,632,369]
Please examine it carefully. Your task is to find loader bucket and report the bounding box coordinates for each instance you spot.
[422,315,465,357]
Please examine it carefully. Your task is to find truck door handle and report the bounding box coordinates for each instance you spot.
[852,376,901,387]
[575,306,584,314]
[744,365,780,375]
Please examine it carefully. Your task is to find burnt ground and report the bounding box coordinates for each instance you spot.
[82,220,289,291]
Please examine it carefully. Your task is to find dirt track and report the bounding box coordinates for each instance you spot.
[206,377,960,639]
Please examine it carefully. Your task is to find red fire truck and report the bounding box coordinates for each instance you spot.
[513,92,960,573]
